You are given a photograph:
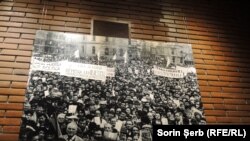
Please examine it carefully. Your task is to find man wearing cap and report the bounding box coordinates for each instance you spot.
[60,122,84,141]
[67,115,79,124]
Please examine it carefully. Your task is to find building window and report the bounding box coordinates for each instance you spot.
[172,56,175,63]
[92,46,95,54]
[151,48,156,54]
[180,57,183,63]
[180,51,184,63]
[113,48,116,55]
[120,49,123,56]
[171,49,175,55]
[105,48,109,55]
[82,46,84,54]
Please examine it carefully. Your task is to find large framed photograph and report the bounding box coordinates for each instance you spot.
[19,30,206,141]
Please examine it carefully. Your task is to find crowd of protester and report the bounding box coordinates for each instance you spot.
[20,53,206,141]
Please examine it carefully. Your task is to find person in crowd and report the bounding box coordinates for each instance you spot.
[60,122,84,141]
[92,128,104,141]
[103,123,119,141]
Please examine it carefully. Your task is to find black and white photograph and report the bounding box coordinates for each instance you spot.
[19,30,206,141]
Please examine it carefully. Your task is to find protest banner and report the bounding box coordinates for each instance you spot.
[176,66,196,75]
[60,62,107,81]
[30,59,61,73]
[153,66,184,78]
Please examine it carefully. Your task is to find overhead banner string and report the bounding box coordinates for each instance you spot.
[183,16,190,44]
[40,0,48,30]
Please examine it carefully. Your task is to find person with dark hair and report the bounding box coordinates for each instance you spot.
[124,120,133,137]
[45,128,56,141]
[132,134,139,141]
[167,112,175,125]
[37,128,47,141]
[36,114,51,130]
[77,117,91,139]
[131,126,140,137]
[120,102,127,111]
[107,110,116,122]
[92,128,103,141]
[153,112,162,125]
[183,110,198,125]
[119,127,127,141]
[194,112,204,125]
[125,107,132,116]
[19,128,36,141]
[174,112,183,125]
[115,108,121,119]
[118,111,127,123]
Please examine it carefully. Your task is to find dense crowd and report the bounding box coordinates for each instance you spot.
[20,55,206,141]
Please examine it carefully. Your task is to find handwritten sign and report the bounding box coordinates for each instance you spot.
[30,59,61,73]
[60,62,107,81]
[68,105,77,113]
[153,66,184,78]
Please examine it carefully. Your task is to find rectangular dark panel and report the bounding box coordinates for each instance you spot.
[93,20,129,38]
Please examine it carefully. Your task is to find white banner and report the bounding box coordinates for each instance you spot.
[31,59,109,81]
[176,66,196,75]
[153,66,184,78]
[30,59,61,73]
[60,62,107,81]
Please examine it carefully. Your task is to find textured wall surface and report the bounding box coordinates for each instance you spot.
[0,0,250,140]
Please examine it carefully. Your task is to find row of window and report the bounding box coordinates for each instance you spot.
[91,47,184,63]
[91,47,124,56]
